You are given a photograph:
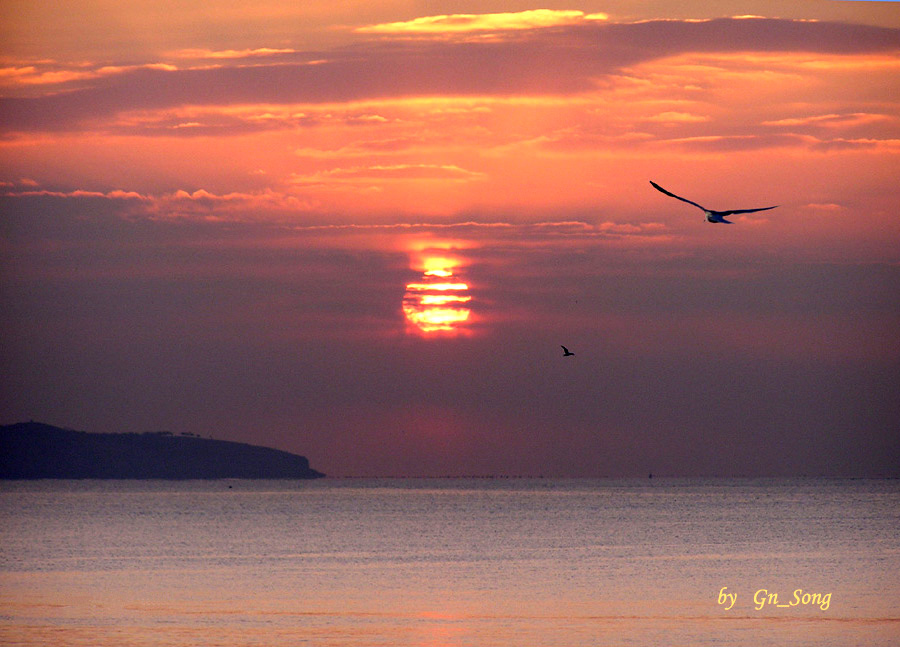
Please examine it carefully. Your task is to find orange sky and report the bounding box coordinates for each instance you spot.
[2,3,898,233]
[2,6,898,216]
[1,2,898,476]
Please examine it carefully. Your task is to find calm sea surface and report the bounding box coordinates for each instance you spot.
[1,478,898,646]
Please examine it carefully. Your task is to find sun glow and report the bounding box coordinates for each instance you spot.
[419,294,470,305]
[406,282,469,292]
[403,254,473,334]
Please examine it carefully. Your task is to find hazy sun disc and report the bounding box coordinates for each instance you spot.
[403,261,472,333]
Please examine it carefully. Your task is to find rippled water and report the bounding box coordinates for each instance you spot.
[1,478,898,646]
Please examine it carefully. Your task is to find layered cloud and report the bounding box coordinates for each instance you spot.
[1,13,899,256]
[291,163,485,183]
[1,18,898,133]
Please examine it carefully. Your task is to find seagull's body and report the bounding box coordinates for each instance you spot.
[650,181,777,224]
[561,345,575,357]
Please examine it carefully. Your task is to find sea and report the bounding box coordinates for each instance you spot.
[1,478,898,646]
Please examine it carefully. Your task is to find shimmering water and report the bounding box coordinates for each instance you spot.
[1,479,898,646]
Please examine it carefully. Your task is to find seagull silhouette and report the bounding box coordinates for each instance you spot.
[650,181,777,224]
[561,345,575,357]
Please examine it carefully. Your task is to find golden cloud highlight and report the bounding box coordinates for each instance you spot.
[357,10,607,35]
[169,48,298,59]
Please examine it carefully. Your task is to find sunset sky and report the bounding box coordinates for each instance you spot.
[2,1,898,476]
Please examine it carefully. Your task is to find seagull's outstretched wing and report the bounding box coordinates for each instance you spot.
[650,181,706,211]
[718,205,778,216]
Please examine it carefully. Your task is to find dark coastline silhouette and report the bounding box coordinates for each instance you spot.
[0,421,325,479]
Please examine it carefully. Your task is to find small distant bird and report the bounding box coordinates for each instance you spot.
[561,345,575,357]
[650,181,777,224]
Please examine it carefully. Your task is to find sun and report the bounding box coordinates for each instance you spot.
[403,255,473,334]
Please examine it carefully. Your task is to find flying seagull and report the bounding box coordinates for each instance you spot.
[561,345,575,357]
[650,181,777,224]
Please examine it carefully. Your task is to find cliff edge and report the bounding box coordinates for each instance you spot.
[0,422,325,479]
